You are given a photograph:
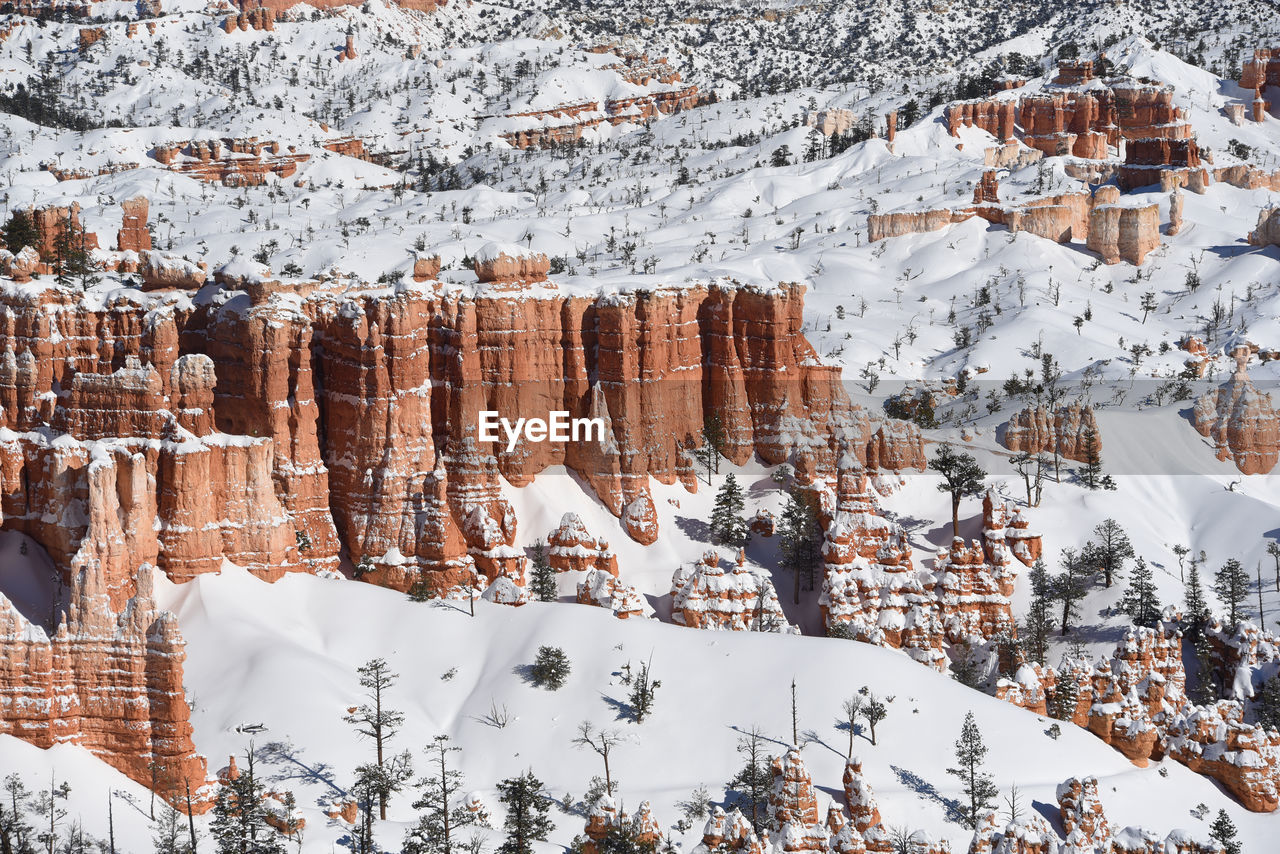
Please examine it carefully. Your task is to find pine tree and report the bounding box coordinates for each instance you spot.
[1,774,35,854]
[1185,563,1209,639]
[1086,519,1133,588]
[691,414,725,483]
[929,446,987,537]
[946,712,998,829]
[530,646,571,690]
[210,751,285,854]
[778,486,821,605]
[861,693,887,745]
[495,772,553,854]
[2,210,38,256]
[1024,558,1056,665]
[529,540,556,602]
[1254,675,1280,730]
[1049,671,1078,721]
[153,802,194,854]
[1208,809,1240,854]
[628,659,661,723]
[727,726,771,833]
[710,474,749,548]
[1214,558,1251,628]
[404,736,482,854]
[1054,548,1090,635]
[344,658,409,819]
[1080,427,1104,489]
[1120,557,1162,627]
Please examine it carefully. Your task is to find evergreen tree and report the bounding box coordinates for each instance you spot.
[210,751,285,854]
[691,414,725,483]
[929,446,987,537]
[1024,558,1056,665]
[404,736,482,854]
[710,474,749,548]
[530,646,571,690]
[495,772,553,854]
[1254,675,1280,731]
[1214,558,1251,628]
[1079,427,1105,489]
[153,802,194,854]
[529,540,556,603]
[344,658,409,819]
[1208,809,1240,854]
[628,659,661,723]
[1049,671,1079,721]
[861,693,887,745]
[727,726,771,833]
[946,712,998,829]
[778,486,821,605]
[1085,519,1133,588]
[1053,548,1090,635]
[2,210,38,256]
[1,774,35,854]
[1120,557,1162,627]
[1185,563,1209,639]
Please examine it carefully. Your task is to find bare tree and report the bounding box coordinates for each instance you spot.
[840,695,864,759]
[572,722,623,797]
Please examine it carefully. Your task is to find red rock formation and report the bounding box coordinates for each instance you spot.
[548,512,617,574]
[946,100,1017,142]
[982,491,1041,566]
[1087,200,1160,264]
[967,811,1058,854]
[670,550,793,632]
[1240,48,1280,92]
[803,109,855,136]
[412,254,442,282]
[78,27,104,53]
[0,247,39,282]
[576,568,643,618]
[339,34,357,61]
[1165,701,1280,812]
[474,243,550,283]
[842,758,891,853]
[769,749,827,854]
[116,196,152,254]
[500,85,701,149]
[1057,776,1112,849]
[138,251,207,290]
[150,138,309,186]
[1249,207,1280,247]
[884,110,897,146]
[1119,138,1203,191]
[1001,400,1100,463]
[695,807,765,854]
[1192,346,1279,474]
[972,171,999,205]
[27,203,99,260]
[224,8,275,31]
[0,563,209,808]
[868,209,975,242]
[933,536,1018,643]
[1168,189,1184,236]
[1054,60,1094,85]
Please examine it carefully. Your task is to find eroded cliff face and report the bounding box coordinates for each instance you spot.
[0,562,209,807]
[0,278,915,605]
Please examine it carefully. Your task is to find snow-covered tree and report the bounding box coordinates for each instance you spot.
[1209,809,1240,854]
[861,693,887,745]
[529,540,556,602]
[1120,557,1162,627]
[495,772,553,854]
[929,446,986,537]
[778,487,821,604]
[344,658,409,819]
[1084,519,1133,588]
[1214,558,1251,628]
[727,726,771,833]
[531,646,571,690]
[710,474,749,548]
[946,712,997,829]
[1054,548,1090,635]
[1185,563,1210,638]
[628,659,661,723]
[210,752,285,854]
[404,736,482,854]
[1023,558,1055,664]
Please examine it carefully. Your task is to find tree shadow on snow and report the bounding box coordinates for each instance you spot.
[512,663,536,685]
[258,740,345,798]
[889,765,964,825]
[674,515,712,543]
[601,692,635,722]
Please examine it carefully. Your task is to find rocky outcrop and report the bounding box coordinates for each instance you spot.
[500,85,702,149]
[0,563,208,807]
[139,251,207,290]
[842,758,891,853]
[1119,138,1203,191]
[576,568,644,618]
[474,242,550,284]
[1241,48,1280,93]
[548,513,617,574]
[0,279,899,602]
[224,8,275,31]
[1192,345,1279,474]
[770,750,827,854]
[868,209,975,242]
[694,807,765,854]
[1087,186,1160,264]
[966,811,1058,854]
[28,203,99,260]
[116,197,152,254]
[982,491,1041,566]
[1168,189,1184,236]
[803,109,855,136]
[150,138,309,186]
[1249,207,1280,247]
[1054,60,1093,85]
[946,100,1018,142]
[1001,401,1100,462]
[669,550,794,632]
[582,796,661,854]
[1165,700,1280,812]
